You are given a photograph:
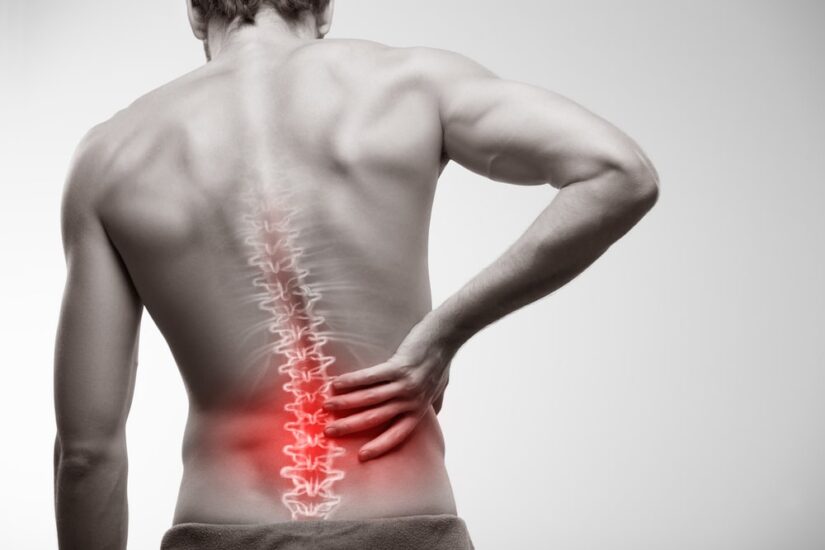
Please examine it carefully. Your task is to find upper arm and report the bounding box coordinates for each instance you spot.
[418,47,657,189]
[54,137,143,460]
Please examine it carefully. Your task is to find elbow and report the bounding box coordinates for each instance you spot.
[624,165,659,215]
[56,436,126,479]
[606,146,660,215]
[560,137,660,213]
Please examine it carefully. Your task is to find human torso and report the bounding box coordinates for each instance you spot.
[95,38,455,523]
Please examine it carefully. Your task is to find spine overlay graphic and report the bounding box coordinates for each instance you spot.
[244,194,345,520]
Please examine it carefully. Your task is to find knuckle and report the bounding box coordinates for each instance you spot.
[397,363,415,377]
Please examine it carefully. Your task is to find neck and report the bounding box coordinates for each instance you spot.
[205,7,319,61]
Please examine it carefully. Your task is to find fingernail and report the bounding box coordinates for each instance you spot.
[358,449,373,461]
[325,426,339,436]
[323,401,336,411]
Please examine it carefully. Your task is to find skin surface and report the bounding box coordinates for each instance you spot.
[54,3,659,549]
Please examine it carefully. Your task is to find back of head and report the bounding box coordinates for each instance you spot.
[194,0,331,24]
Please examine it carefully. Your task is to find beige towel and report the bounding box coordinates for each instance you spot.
[161,514,474,550]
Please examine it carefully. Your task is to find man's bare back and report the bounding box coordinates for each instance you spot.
[72,37,458,522]
[54,3,658,548]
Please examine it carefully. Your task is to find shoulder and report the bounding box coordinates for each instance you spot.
[62,99,142,206]
[374,46,500,109]
[310,42,498,113]
[62,71,194,201]
[63,119,120,198]
[392,46,497,84]
[294,40,493,80]
[60,88,160,240]
[60,121,118,248]
[60,66,216,250]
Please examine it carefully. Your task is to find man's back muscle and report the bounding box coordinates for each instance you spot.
[86,38,456,523]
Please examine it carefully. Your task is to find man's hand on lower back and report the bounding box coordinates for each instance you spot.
[323,313,459,461]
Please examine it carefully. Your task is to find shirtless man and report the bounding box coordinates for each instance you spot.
[53,1,659,548]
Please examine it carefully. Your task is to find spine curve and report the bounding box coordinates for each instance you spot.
[243,192,345,520]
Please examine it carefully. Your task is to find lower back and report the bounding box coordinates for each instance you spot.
[173,406,456,524]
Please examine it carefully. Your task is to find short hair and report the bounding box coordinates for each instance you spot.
[194,0,331,24]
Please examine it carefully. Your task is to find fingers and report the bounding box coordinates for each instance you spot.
[324,381,406,411]
[358,413,422,462]
[325,401,412,437]
[331,361,402,392]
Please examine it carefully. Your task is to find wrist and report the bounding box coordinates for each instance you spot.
[423,302,475,355]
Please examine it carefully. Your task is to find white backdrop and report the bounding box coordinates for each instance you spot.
[2,1,824,548]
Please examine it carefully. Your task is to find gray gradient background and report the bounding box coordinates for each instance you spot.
[1,1,823,548]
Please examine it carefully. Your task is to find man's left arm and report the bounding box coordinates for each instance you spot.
[54,139,142,550]
[323,49,659,461]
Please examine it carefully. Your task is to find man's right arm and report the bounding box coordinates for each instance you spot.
[325,48,659,460]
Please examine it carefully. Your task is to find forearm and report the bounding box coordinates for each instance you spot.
[55,439,128,550]
[326,166,659,457]
[431,168,658,349]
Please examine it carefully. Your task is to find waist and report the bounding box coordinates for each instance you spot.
[173,406,456,524]
[162,514,474,550]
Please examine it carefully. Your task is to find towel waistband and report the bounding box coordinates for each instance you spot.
[161,513,474,550]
